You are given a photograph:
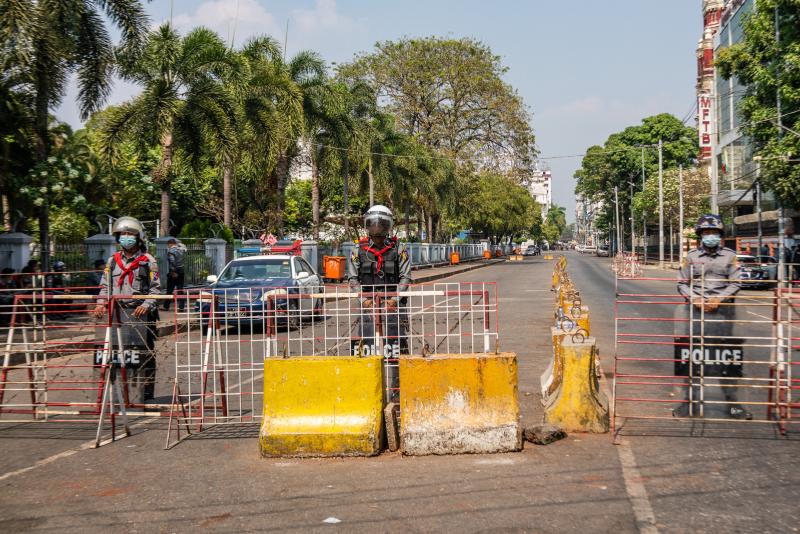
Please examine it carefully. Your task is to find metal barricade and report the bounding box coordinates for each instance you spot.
[613,264,799,437]
[0,275,173,447]
[166,282,498,447]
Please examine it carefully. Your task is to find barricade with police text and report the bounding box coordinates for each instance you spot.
[612,264,799,437]
[0,274,175,447]
[165,282,506,454]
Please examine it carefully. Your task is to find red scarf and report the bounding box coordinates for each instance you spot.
[113,251,150,288]
[360,237,395,273]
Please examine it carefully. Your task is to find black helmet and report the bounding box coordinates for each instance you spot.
[695,214,724,235]
[53,261,66,272]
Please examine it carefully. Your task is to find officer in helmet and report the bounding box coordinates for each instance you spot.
[347,205,411,401]
[674,214,750,419]
[92,216,162,403]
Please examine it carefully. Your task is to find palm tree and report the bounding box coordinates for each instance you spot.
[546,205,567,233]
[1,0,149,267]
[99,24,241,236]
[224,37,304,230]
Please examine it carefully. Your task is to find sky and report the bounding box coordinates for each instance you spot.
[56,0,703,222]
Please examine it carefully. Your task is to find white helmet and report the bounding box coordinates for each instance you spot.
[112,216,146,242]
[364,204,393,237]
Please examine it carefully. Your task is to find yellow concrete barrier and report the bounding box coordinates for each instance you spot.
[399,353,522,455]
[543,338,609,433]
[541,327,567,403]
[260,355,384,457]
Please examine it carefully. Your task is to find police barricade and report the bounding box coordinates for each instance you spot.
[0,270,176,447]
[166,282,499,450]
[613,265,799,437]
[768,276,800,433]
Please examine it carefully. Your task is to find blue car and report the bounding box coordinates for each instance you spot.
[196,255,323,330]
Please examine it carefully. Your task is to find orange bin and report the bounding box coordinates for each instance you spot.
[450,251,460,265]
[483,250,492,259]
[323,255,347,282]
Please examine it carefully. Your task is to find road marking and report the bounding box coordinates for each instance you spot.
[617,439,659,534]
[0,418,153,482]
[747,310,772,321]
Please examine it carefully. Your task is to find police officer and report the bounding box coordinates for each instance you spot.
[674,214,750,419]
[347,205,411,401]
[163,237,186,312]
[92,216,161,403]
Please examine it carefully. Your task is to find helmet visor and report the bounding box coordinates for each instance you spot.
[365,214,392,237]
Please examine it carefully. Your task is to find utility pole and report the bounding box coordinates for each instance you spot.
[775,4,786,287]
[614,186,621,255]
[658,139,664,269]
[679,165,685,267]
[755,160,763,257]
[641,147,647,263]
[629,180,635,256]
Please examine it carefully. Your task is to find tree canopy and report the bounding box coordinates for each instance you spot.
[715,0,800,208]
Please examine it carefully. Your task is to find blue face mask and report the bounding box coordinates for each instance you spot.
[119,235,138,250]
[701,234,721,248]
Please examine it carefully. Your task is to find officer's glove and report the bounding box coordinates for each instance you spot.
[704,297,721,313]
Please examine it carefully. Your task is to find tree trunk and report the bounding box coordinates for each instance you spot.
[34,58,50,270]
[158,132,174,237]
[368,157,374,206]
[404,203,410,239]
[222,161,233,227]
[342,158,350,239]
[275,153,290,236]
[427,213,433,243]
[418,208,425,240]
[311,152,321,240]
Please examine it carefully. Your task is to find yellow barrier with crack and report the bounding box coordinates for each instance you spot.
[543,338,609,433]
[399,353,522,455]
[260,356,383,457]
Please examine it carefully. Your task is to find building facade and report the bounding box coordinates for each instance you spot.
[528,169,552,219]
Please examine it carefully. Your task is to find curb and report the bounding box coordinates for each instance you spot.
[413,259,504,284]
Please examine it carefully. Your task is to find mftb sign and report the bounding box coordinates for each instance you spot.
[698,93,715,155]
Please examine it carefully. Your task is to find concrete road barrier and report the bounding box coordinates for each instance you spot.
[541,327,567,403]
[543,338,609,433]
[260,355,384,457]
[399,353,522,455]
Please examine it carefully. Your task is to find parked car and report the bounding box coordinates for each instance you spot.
[196,255,323,329]
[596,246,610,257]
[737,254,776,289]
[523,245,539,256]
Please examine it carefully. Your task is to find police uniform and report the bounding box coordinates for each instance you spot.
[674,245,743,416]
[96,250,161,402]
[347,236,411,403]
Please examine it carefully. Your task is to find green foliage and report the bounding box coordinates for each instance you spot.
[459,173,537,243]
[715,0,800,208]
[49,206,90,243]
[632,167,710,227]
[574,113,699,235]
[179,220,235,244]
[284,180,314,237]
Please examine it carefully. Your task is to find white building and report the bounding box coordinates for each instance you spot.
[575,194,604,247]
[528,169,552,218]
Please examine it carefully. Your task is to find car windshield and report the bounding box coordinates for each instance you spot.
[757,256,776,263]
[219,259,292,281]
[737,256,757,264]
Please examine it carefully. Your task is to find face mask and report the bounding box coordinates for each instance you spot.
[119,235,138,250]
[701,234,721,248]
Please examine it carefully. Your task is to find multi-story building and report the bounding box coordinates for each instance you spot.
[575,194,603,248]
[528,169,551,219]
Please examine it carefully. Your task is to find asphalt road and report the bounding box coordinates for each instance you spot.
[0,254,797,533]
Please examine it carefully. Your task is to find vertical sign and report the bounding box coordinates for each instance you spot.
[698,93,715,159]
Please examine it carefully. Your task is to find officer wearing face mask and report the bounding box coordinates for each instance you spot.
[92,216,161,403]
[674,214,750,419]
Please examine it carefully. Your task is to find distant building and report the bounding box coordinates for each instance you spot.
[575,194,603,247]
[528,169,551,219]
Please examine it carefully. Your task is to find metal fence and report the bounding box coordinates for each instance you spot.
[166,282,498,446]
[613,264,799,436]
